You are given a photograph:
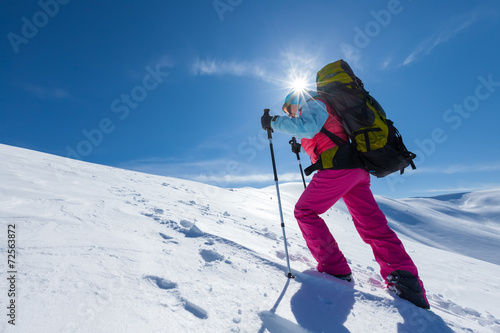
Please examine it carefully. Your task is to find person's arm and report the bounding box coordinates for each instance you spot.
[271,99,329,139]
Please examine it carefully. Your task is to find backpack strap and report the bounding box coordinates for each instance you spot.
[315,96,354,139]
[303,143,364,176]
[320,127,349,147]
[302,96,364,176]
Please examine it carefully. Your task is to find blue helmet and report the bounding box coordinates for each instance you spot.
[282,89,315,114]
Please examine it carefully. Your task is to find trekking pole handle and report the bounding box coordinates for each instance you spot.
[263,109,273,139]
[290,137,303,160]
[290,137,307,189]
[289,137,299,159]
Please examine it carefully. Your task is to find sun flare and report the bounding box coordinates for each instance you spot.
[291,78,308,92]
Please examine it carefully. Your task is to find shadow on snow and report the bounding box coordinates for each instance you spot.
[259,270,454,333]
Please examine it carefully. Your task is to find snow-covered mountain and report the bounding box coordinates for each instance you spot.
[0,143,499,333]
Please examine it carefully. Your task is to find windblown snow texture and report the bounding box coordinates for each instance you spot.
[0,143,499,332]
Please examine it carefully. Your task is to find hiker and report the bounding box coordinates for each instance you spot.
[260,87,430,309]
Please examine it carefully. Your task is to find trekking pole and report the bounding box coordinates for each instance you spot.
[289,137,307,189]
[264,109,294,279]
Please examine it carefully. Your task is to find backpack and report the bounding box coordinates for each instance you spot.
[306,59,416,178]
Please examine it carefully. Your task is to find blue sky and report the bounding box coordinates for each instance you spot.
[1,0,499,198]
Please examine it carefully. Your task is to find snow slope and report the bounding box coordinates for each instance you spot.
[0,143,499,333]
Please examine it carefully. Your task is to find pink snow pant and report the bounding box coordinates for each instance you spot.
[295,169,422,285]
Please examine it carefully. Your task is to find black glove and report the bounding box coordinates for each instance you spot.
[289,139,301,154]
[261,112,277,131]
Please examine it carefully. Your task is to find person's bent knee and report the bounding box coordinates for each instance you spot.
[294,204,317,220]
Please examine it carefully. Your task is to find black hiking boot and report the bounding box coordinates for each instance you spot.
[317,263,352,282]
[334,273,352,282]
[387,270,430,309]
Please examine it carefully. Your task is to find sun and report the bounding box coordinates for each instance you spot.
[291,78,308,92]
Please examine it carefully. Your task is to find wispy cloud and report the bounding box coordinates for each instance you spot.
[416,183,500,195]
[23,84,70,100]
[441,163,500,174]
[339,43,363,71]
[191,51,321,89]
[416,162,500,174]
[192,58,269,81]
[156,55,176,68]
[191,172,302,185]
[403,13,477,66]
[119,157,231,175]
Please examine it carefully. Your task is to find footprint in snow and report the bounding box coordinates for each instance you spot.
[182,222,204,238]
[159,232,179,244]
[181,298,209,319]
[153,208,164,215]
[199,249,224,263]
[159,232,173,240]
[178,200,197,206]
[157,219,204,237]
[144,275,208,319]
[144,275,177,290]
